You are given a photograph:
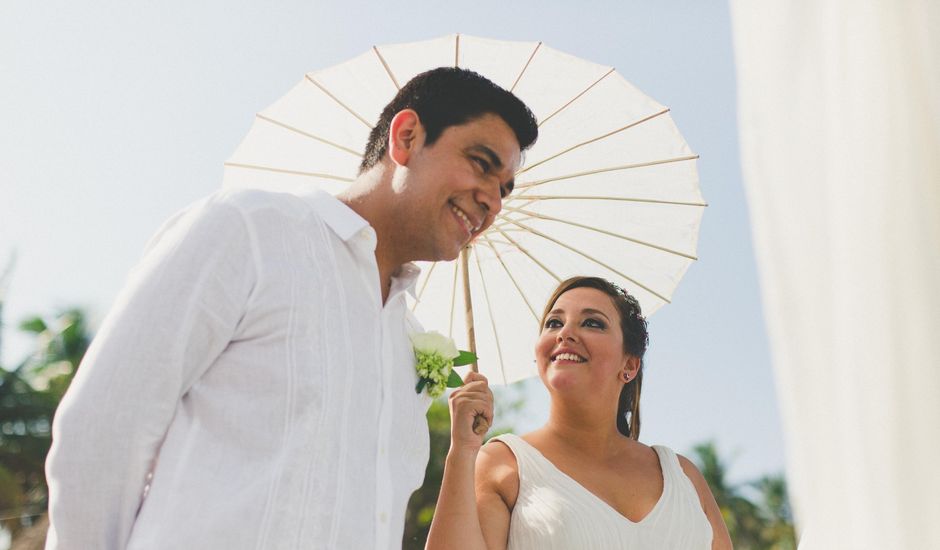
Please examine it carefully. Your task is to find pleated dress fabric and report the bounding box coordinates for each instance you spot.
[491,434,713,549]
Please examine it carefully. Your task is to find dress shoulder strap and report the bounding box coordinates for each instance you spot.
[652,445,699,497]
[487,433,527,460]
[486,433,539,483]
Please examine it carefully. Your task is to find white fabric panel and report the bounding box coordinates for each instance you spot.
[456,35,542,91]
[729,2,940,548]
[309,48,397,127]
[373,34,459,87]
[511,43,613,123]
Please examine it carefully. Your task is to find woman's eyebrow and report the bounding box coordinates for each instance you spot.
[548,307,612,322]
[581,308,611,321]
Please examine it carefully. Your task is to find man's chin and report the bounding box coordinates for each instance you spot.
[442,240,470,262]
[439,247,462,262]
[412,245,460,264]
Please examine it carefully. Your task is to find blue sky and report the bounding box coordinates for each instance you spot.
[0,1,784,483]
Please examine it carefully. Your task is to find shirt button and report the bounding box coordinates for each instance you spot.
[379,512,387,523]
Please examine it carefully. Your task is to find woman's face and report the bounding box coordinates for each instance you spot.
[536,286,632,394]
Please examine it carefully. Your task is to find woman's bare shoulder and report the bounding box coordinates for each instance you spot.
[476,435,522,508]
[479,436,520,480]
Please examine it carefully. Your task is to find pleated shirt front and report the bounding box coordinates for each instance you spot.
[46,189,432,550]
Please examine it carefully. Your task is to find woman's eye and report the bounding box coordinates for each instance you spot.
[583,318,606,329]
[544,318,562,329]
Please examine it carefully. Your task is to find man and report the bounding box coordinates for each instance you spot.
[44,67,537,549]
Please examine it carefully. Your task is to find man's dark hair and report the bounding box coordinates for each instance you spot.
[359,67,538,173]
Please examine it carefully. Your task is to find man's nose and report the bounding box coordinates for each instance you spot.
[475,178,503,218]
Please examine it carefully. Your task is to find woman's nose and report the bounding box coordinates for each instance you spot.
[556,325,577,342]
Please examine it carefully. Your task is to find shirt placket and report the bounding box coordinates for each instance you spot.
[351,226,394,549]
[374,304,395,549]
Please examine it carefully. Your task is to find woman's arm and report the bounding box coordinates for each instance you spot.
[474,441,518,550]
[678,454,734,550]
[425,372,495,550]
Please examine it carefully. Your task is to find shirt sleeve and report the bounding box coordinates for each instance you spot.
[44,192,259,549]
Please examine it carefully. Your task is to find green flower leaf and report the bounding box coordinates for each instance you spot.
[19,317,47,333]
[446,369,464,388]
[452,350,477,367]
[415,378,428,394]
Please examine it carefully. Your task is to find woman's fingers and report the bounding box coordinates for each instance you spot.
[450,392,493,420]
[449,372,494,445]
[462,371,488,385]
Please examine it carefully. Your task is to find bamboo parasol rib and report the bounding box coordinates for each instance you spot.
[498,216,673,304]
[480,234,540,322]
[492,226,563,283]
[221,163,354,182]
[538,67,616,128]
[499,205,699,260]
[473,249,506,380]
[255,114,363,157]
[372,46,401,90]
[514,154,699,191]
[509,42,542,93]
[512,195,708,208]
[413,261,439,307]
[517,108,671,176]
[304,75,373,128]
[460,247,477,371]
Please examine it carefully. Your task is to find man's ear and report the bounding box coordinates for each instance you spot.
[388,109,422,166]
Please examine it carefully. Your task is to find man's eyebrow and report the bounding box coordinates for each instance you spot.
[469,144,514,193]
[468,144,504,170]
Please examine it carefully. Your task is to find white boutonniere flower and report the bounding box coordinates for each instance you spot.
[411,331,477,398]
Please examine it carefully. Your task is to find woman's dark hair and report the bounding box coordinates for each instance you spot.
[359,67,538,173]
[539,276,649,440]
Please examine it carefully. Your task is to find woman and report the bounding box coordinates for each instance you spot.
[427,276,733,549]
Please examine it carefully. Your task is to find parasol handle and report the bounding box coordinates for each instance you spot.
[461,246,489,436]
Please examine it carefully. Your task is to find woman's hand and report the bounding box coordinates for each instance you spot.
[448,371,494,453]
[427,372,495,550]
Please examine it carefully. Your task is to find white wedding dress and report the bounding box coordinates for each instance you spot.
[490,434,713,549]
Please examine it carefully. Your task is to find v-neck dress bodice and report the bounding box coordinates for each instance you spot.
[491,433,713,549]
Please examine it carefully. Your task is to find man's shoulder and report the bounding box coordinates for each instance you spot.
[208,187,318,222]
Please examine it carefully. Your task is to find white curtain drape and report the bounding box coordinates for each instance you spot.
[729,2,940,548]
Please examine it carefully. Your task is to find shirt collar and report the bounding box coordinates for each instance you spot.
[302,189,420,299]
[303,189,369,242]
[393,262,421,300]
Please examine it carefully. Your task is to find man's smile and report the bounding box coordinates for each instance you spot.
[450,201,481,237]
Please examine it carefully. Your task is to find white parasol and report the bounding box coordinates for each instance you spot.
[224,34,704,385]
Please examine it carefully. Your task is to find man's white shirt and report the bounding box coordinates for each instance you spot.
[45,189,432,549]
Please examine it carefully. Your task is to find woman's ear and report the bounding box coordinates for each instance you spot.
[621,355,641,382]
[387,109,422,166]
